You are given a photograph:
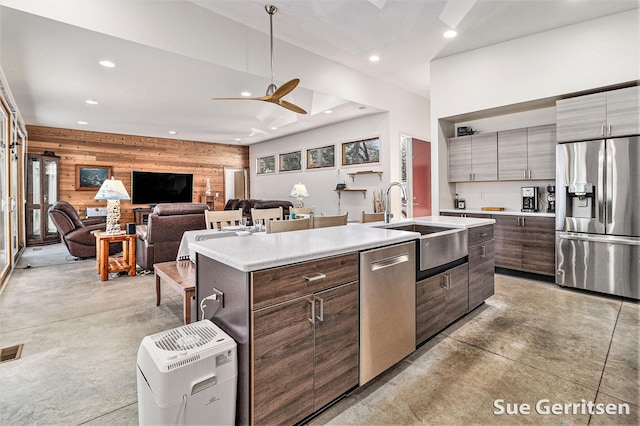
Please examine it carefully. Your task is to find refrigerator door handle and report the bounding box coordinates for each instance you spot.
[597,145,606,228]
[558,232,640,246]
[605,144,614,226]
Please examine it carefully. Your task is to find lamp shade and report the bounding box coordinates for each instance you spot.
[94,177,130,200]
[290,183,309,199]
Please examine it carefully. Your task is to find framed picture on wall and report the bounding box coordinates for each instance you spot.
[76,165,112,190]
[279,151,302,172]
[306,145,335,169]
[341,137,380,166]
[256,155,276,174]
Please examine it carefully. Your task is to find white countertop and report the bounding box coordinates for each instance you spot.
[440,209,555,218]
[191,215,495,272]
[191,225,418,272]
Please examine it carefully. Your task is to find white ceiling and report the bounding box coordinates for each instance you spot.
[2,0,638,145]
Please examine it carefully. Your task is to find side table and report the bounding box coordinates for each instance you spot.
[94,232,137,281]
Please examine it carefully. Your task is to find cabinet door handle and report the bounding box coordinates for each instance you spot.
[440,275,446,288]
[523,170,527,179]
[304,272,326,282]
[308,299,316,324]
[442,273,451,289]
[608,124,612,136]
[481,245,486,258]
[316,297,324,322]
[528,169,532,179]
[602,125,606,137]
[469,173,472,181]
[522,217,526,227]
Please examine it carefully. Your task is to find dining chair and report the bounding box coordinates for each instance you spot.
[361,211,385,223]
[290,206,315,216]
[251,207,283,225]
[312,212,348,228]
[205,209,243,230]
[266,217,311,234]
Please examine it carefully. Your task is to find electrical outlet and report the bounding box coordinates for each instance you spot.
[480,192,485,199]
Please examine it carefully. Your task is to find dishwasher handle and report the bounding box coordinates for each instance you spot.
[370,253,410,271]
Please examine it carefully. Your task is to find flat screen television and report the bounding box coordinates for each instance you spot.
[131,171,194,205]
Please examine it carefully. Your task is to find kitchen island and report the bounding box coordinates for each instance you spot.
[192,216,494,425]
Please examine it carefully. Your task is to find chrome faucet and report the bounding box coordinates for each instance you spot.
[384,182,406,223]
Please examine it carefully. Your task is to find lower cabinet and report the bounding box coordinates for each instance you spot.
[251,281,359,425]
[468,225,495,310]
[494,215,555,276]
[416,263,469,345]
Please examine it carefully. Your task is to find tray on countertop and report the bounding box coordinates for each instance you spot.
[480,207,505,211]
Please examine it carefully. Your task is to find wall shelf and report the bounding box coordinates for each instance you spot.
[347,171,383,182]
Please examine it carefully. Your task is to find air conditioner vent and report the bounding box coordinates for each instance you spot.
[151,322,218,352]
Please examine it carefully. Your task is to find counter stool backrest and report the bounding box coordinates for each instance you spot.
[251,207,283,224]
[205,209,242,230]
[312,212,348,228]
[361,211,384,223]
[266,217,311,234]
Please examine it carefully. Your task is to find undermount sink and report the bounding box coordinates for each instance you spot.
[379,223,457,235]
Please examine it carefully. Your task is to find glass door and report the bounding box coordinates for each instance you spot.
[26,154,60,246]
[0,104,8,279]
[10,124,25,262]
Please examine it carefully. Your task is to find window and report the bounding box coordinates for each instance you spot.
[306,145,335,169]
[256,155,276,174]
[279,151,302,172]
[342,137,380,165]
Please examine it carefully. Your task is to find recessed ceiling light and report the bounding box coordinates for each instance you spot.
[85,99,98,105]
[78,121,88,125]
[99,60,115,68]
[270,127,278,130]
[241,91,252,97]
[324,110,333,114]
[168,130,177,135]
[444,30,457,38]
[369,55,380,62]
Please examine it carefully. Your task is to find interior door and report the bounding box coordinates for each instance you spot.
[411,138,432,217]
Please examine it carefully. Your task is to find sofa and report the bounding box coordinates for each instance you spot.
[48,201,120,258]
[224,199,293,225]
[136,203,208,270]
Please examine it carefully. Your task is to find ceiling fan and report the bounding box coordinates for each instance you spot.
[212,5,307,114]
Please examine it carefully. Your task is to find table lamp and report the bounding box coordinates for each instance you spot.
[290,182,309,208]
[95,177,131,234]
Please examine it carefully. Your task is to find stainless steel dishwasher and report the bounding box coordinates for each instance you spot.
[360,241,416,385]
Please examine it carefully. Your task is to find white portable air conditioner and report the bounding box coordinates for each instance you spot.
[137,320,237,425]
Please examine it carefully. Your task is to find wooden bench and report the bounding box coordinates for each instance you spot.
[154,260,196,325]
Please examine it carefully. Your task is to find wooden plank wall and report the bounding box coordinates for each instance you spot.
[26,126,249,224]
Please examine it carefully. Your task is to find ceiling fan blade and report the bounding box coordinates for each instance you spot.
[211,96,268,101]
[271,78,300,100]
[278,99,307,114]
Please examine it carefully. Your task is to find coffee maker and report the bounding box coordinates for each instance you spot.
[521,186,539,212]
[547,185,556,213]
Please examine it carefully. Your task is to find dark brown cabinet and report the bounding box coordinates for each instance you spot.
[251,254,359,425]
[494,215,555,276]
[468,225,495,310]
[416,263,469,345]
[26,154,60,245]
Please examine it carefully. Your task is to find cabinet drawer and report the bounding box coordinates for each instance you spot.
[468,225,494,246]
[251,253,358,309]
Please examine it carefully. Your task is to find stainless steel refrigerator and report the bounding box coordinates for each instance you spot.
[556,136,639,299]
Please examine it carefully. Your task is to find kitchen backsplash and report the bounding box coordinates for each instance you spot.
[454,180,556,213]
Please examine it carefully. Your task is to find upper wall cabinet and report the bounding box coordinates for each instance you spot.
[448,132,497,182]
[556,86,640,143]
[498,124,556,180]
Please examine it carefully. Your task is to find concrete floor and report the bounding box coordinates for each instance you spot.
[0,244,638,425]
